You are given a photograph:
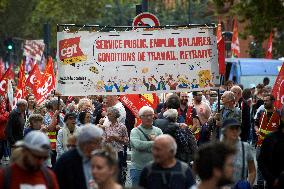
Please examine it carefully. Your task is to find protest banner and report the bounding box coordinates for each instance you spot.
[56,28,219,96]
[23,40,45,61]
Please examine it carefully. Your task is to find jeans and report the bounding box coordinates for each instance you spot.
[130,168,142,186]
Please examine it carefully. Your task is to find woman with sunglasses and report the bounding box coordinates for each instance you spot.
[91,145,122,189]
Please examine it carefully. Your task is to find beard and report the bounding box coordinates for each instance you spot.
[181,99,188,105]
[217,176,233,187]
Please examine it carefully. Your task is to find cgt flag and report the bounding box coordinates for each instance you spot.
[25,63,42,97]
[13,61,26,107]
[265,32,273,59]
[0,67,14,96]
[120,93,159,126]
[272,63,284,109]
[37,57,56,104]
[231,17,240,58]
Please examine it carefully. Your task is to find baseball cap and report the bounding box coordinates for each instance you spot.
[222,118,241,129]
[15,131,50,155]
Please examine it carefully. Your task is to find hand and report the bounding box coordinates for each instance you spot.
[99,118,105,125]
[56,125,61,131]
[179,123,188,129]
[149,134,156,141]
[215,113,221,121]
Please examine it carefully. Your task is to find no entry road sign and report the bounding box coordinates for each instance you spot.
[132,12,160,27]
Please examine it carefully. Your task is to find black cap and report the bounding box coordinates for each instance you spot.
[223,118,241,129]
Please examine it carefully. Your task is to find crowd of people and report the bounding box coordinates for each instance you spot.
[0,77,283,189]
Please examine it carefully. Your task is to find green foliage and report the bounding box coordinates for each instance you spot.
[212,0,284,58]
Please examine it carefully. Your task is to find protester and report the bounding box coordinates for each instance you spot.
[77,97,94,112]
[191,142,236,189]
[192,91,211,145]
[155,109,197,164]
[130,106,163,186]
[54,126,103,189]
[257,106,284,189]
[24,114,45,136]
[25,94,37,118]
[214,91,241,139]
[139,134,195,189]
[56,112,80,159]
[5,99,28,152]
[240,88,252,142]
[254,94,281,189]
[0,131,59,189]
[78,111,92,126]
[222,118,256,187]
[230,85,243,108]
[91,145,122,189]
[104,106,128,184]
[103,95,126,125]
[263,77,270,87]
[0,97,10,164]
[43,97,65,167]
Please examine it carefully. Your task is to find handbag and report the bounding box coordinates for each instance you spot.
[233,142,251,189]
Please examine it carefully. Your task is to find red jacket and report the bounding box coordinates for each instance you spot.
[0,104,9,140]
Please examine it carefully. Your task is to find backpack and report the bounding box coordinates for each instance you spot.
[3,165,54,189]
[175,127,197,163]
[145,161,189,186]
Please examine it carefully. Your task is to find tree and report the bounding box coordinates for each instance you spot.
[212,0,284,58]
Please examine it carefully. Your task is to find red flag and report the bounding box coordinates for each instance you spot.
[265,32,273,59]
[120,93,159,127]
[0,58,5,77]
[13,61,26,107]
[36,57,56,104]
[231,17,240,58]
[0,67,13,96]
[272,63,284,109]
[25,63,42,97]
[217,21,226,75]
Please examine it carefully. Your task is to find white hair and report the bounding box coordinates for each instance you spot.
[163,109,178,121]
[156,134,177,155]
[16,99,28,106]
[77,125,103,145]
[138,106,154,116]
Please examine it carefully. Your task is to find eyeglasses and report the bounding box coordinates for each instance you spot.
[140,114,154,118]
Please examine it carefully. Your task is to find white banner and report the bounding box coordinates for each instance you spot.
[56,28,219,96]
[23,40,45,61]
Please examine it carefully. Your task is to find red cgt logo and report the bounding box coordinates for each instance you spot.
[59,37,86,64]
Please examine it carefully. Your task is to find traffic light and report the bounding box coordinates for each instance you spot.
[4,38,14,52]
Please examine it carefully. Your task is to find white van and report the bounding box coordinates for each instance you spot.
[225,58,283,88]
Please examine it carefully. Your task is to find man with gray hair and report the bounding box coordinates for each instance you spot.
[139,134,195,189]
[54,126,103,189]
[6,99,28,153]
[214,91,242,139]
[130,106,163,186]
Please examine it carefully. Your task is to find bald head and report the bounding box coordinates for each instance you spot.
[154,134,177,155]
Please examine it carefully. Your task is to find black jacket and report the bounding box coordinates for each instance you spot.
[258,129,284,189]
[5,109,25,145]
[54,148,87,189]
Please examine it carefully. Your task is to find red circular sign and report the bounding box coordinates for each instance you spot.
[132,12,160,27]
